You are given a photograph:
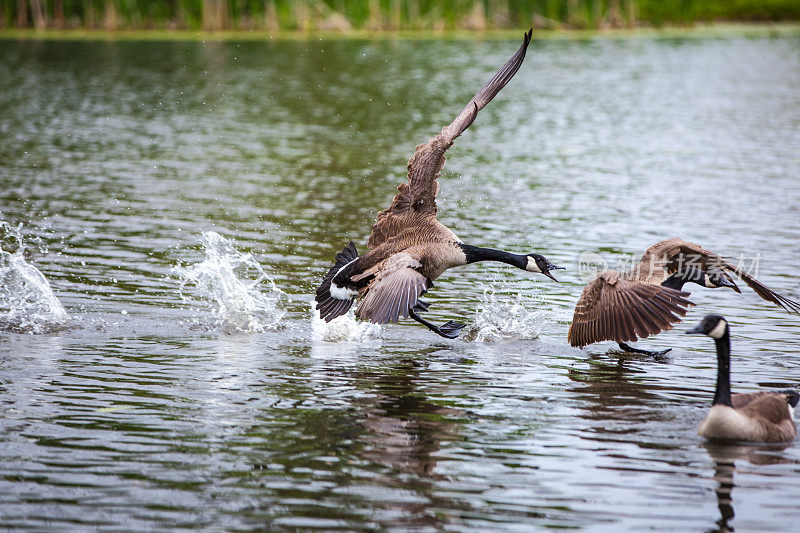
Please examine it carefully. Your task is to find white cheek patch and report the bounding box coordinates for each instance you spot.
[704,274,713,288]
[708,320,727,339]
[526,257,542,273]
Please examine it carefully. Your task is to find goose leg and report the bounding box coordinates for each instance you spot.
[618,342,671,356]
[413,300,431,312]
[409,309,465,339]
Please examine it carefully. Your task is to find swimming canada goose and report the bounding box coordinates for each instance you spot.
[315,30,561,338]
[568,238,800,355]
[687,315,798,443]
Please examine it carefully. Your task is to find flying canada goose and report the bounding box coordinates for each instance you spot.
[687,315,798,443]
[315,30,561,338]
[568,238,800,355]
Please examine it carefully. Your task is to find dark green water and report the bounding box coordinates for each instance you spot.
[1,35,799,531]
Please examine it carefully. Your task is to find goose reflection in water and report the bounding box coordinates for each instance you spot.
[306,350,467,529]
[355,356,462,478]
[702,441,794,533]
[356,356,466,529]
[566,355,668,434]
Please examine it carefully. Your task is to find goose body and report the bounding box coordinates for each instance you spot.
[568,238,800,353]
[315,30,561,338]
[688,315,798,443]
[699,401,796,443]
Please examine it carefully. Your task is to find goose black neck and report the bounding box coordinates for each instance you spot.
[713,329,733,407]
[460,244,527,269]
[661,267,705,290]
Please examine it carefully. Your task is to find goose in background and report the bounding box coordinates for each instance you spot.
[687,314,798,443]
[568,238,800,355]
[315,30,562,338]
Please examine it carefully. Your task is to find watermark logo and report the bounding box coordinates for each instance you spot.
[577,251,608,282]
[574,251,761,281]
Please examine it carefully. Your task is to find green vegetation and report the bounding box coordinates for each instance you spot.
[1,1,799,32]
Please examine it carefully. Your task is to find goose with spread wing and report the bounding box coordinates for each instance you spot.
[568,238,800,355]
[315,30,561,338]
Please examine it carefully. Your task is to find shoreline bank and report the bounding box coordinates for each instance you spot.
[2,21,799,41]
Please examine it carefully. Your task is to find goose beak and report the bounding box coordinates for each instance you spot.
[543,265,565,282]
[719,277,740,292]
[685,324,705,335]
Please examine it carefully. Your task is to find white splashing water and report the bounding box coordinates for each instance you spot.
[0,221,68,333]
[465,286,549,343]
[311,303,381,342]
[173,231,286,334]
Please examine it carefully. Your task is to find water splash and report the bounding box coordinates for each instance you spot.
[464,286,549,343]
[173,231,286,334]
[311,303,381,343]
[0,221,68,333]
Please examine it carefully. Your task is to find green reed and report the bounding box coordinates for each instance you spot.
[2,0,799,31]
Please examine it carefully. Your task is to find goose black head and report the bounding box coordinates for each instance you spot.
[705,270,739,292]
[525,254,564,282]
[686,314,729,339]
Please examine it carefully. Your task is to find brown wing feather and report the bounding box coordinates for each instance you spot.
[367,29,533,249]
[355,253,429,324]
[738,394,796,425]
[640,238,800,314]
[731,391,774,410]
[568,271,695,347]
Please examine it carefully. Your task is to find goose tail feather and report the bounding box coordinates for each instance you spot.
[315,242,359,322]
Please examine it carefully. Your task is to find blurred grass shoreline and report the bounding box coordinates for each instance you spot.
[3,1,800,39]
[2,21,799,41]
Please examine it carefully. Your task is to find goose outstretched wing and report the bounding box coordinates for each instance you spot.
[367,29,533,249]
[640,238,800,314]
[568,271,694,347]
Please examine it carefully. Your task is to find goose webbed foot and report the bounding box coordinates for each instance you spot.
[437,320,467,339]
[409,309,465,339]
[618,342,671,356]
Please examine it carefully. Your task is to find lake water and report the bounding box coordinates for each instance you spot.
[1,34,799,531]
